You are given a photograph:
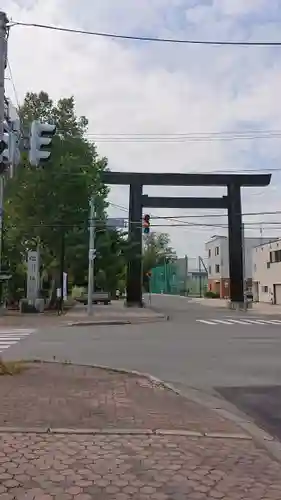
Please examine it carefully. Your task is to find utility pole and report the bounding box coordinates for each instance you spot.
[0,12,7,143]
[242,222,246,300]
[0,12,8,307]
[184,254,188,296]
[87,196,95,315]
[58,228,65,315]
[198,256,202,298]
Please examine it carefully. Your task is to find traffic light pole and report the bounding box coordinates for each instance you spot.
[0,13,7,307]
[58,228,65,315]
[87,196,95,315]
[0,12,7,144]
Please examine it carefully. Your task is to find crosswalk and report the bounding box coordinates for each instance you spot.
[196,318,281,326]
[0,328,36,353]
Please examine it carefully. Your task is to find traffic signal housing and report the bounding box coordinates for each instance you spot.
[0,120,11,174]
[143,214,150,234]
[29,120,56,167]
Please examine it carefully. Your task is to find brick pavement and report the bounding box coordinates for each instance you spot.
[0,432,281,499]
[0,363,240,433]
[0,362,281,499]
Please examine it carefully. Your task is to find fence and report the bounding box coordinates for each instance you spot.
[149,257,208,297]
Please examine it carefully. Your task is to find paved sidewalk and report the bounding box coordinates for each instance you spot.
[0,312,65,328]
[1,431,281,500]
[0,362,281,499]
[0,363,239,433]
[65,301,166,325]
[191,297,281,315]
[0,301,166,329]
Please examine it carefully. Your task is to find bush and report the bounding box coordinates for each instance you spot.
[0,359,26,375]
[204,291,220,299]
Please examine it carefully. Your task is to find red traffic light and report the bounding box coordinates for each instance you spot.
[143,214,150,234]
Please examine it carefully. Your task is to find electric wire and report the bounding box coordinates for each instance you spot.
[9,20,281,47]
[6,59,20,110]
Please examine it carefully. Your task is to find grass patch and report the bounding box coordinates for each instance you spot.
[0,358,27,376]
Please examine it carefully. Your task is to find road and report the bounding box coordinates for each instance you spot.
[5,294,281,388]
[4,294,281,439]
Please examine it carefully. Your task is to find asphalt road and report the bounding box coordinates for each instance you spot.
[5,294,281,388]
[4,294,281,439]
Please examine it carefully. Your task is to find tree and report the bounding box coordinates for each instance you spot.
[142,231,176,290]
[3,91,124,301]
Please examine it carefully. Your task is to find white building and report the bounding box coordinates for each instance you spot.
[206,235,275,298]
[253,238,281,304]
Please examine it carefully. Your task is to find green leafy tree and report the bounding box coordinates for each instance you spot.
[3,91,124,301]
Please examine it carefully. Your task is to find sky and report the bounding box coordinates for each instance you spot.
[4,0,281,258]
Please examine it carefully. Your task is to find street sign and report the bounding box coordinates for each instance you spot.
[106,218,126,229]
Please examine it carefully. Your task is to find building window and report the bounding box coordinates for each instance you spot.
[267,262,270,269]
[271,250,281,263]
[262,286,268,293]
[215,264,220,273]
[208,266,211,275]
[215,246,219,256]
[208,249,211,258]
[254,264,257,272]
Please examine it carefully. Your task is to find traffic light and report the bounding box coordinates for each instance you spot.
[29,120,56,167]
[143,214,150,234]
[9,102,21,175]
[0,120,11,173]
[9,132,21,177]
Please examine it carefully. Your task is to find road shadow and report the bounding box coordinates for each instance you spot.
[216,385,281,441]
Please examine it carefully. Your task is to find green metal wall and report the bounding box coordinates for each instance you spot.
[150,261,207,296]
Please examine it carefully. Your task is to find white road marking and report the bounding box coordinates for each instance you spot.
[0,337,22,340]
[226,319,253,325]
[212,320,233,325]
[196,319,281,326]
[242,319,268,324]
[197,320,217,325]
[0,341,18,345]
[0,328,36,353]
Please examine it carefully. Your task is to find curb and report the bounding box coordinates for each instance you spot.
[65,316,168,326]
[0,426,252,440]
[16,360,281,463]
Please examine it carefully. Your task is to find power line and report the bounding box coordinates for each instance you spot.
[10,21,281,47]
[85,130,281,136]
[43,167,281,175]
[83,132,281,143]
[107,202,281,220]
[5,219,281,230]
[58,129,281,140]
[6,59,20,110]
[107,201,129,213]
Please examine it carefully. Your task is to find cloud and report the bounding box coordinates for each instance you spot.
[4,0,281,257]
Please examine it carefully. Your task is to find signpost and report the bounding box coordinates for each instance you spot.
[26,250,40,302]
